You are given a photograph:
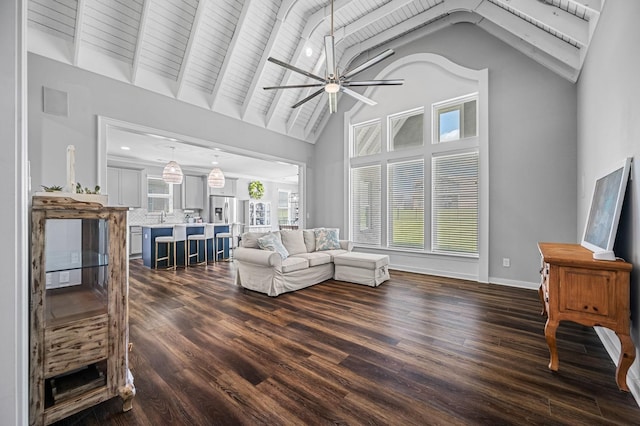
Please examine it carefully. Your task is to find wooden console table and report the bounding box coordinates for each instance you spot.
[538,242,635,391]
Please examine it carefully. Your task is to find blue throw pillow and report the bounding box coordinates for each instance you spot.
[314,228,341,251]
[257,232,289,259]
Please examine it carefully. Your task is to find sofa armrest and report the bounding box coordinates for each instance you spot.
[339,240,353,252]
[234,247,281,267]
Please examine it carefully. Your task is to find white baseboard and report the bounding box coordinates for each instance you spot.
[388,265,478,282]
[488,276,539,290]
[594,327,640,407]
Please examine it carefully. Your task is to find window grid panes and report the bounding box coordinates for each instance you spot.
[389,109,424,151]
[350,165,381,245]
[436,98,477,143]
[278,190,290,224]
[432,151,479,254]
[352,121,381,157]
[388,160,424,249]
[147,176,173,212]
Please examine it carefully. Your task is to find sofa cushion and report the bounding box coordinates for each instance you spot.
[334,252,389,269]
[281,256,309,273]
[314,228,341,251]
[257,233,289,259]
[303,229,316,252]
[241,231,269,248]
[291,251,332,267]
[320,248,348,261]
[280,229,307,255]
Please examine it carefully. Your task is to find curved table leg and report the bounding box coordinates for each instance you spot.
[545,318,559,371]
[615,333,636,392]
[538,285,546,316]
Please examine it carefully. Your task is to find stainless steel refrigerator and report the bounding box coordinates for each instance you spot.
[209,195,237,224]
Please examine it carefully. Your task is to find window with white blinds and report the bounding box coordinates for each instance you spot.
[350,165,381,245]
[388,160,424,249]
[432,151,479,254]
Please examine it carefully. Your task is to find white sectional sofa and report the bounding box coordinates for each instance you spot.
[233,228,353,296]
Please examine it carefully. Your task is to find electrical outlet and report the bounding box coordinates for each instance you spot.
[503,258,510,268]
[59,271,70,283]
[71,251,80,264]
[46,273,52,285]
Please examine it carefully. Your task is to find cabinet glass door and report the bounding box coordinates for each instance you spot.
[44,218,109,327]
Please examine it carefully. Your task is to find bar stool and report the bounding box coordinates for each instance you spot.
[187,223,215,266]
[155,224,187,270]
[215,224,236,262]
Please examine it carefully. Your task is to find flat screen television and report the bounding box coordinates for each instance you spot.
[581,157,632,260]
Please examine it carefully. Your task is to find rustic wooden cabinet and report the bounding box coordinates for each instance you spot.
[538,242,635,391]
[30,196,135,425]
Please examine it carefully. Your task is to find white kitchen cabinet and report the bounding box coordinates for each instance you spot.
[209,178,237,197]
[173,183,182,210]
[184,175,205,210]
[107,167,142,207]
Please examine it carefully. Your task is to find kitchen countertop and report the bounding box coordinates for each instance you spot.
[141,223,231,228]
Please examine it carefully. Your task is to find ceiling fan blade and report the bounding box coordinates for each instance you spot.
[264,83,324,90]
[341,49,395,80]
[343,79,404,87]
[267,57,326,83]
[328,92,338,114]
[340,87,377,106]
[324,35,336,78]
[291,88,325,109]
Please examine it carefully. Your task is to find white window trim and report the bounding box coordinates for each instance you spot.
[343,53,489,283]
[432,93,478,145]
[387,106,425,152]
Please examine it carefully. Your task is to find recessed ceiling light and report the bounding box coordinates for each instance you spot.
[120,146,131,150]
[305,47,313,57]
[211,161,219,165]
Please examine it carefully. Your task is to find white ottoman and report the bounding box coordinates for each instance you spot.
[334,252,390,287]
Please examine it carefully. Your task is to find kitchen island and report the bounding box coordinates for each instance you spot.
[141,223,230,268]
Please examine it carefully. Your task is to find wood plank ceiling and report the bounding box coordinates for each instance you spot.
[27,0,602,143]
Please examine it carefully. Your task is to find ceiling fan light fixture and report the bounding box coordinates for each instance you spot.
[325,82,340,93]
[208,167,225,188]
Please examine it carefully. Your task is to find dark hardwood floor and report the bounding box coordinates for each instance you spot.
[54,260,640,425]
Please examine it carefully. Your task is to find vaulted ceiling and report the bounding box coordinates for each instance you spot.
[28,0,602,143]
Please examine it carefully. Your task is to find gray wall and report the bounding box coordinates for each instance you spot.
[1,0,27,423]
[577,0,640,392]
[28,53,315,195]
[313,23,578,285]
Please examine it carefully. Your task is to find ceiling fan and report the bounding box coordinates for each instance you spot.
[263,0,404,113]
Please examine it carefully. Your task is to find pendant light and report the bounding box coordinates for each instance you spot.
[162,147,183,184]
[208,156,225,188]
[208,167,225,188]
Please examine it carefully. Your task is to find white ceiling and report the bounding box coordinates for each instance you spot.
[28,0,602,144]
[106,126,300,183]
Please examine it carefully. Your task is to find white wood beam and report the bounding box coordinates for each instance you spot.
[72,0,86,66]
[566,0,602,14]
[476,1,580,69]
[131,0,151,84]
[492,0,588,46]
[210,0,252,110]
[175,0,207,99]
[285,0,414,133]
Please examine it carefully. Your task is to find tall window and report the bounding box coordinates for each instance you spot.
[388,160,424,249]
[348,93,479,257]
[432,151,478,254]
[350,165,381,245]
